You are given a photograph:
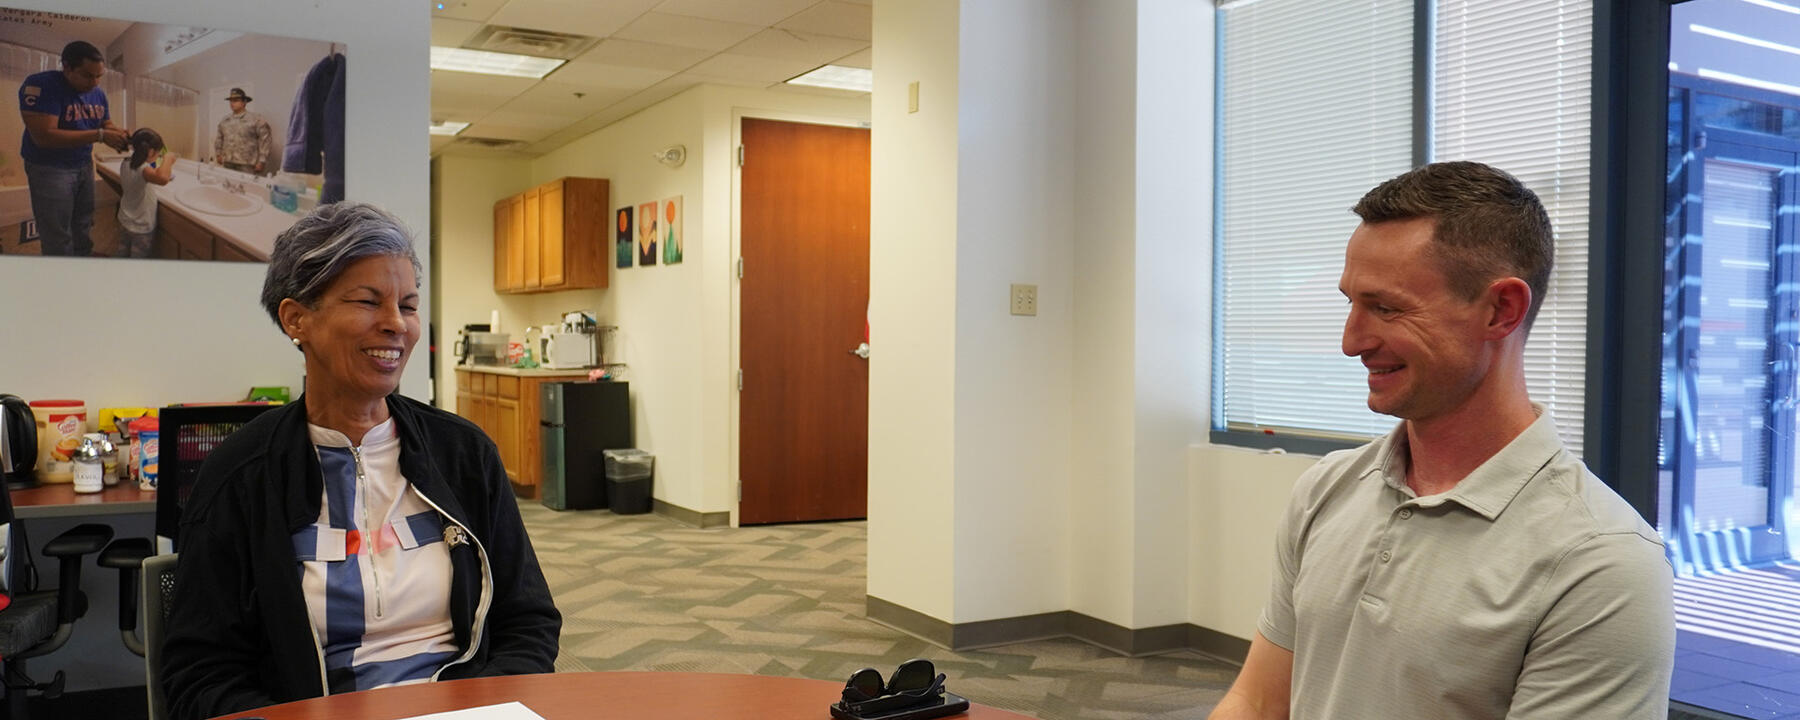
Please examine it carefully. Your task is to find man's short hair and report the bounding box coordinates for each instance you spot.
[61,41,103,69]
[1352,161,1554,329]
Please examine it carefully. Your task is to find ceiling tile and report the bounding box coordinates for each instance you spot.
[463,121,555,143]
[832,47,871,69]
[523,77,704,154]
[777,1,871,41]
[612,12,763,53]
[685,53,818,86]
[499,81,636,119]
[431,70,542,98]
[430,0,510,24]
[429,135,457,153]
[652,0,819,27]
[575,38,711,72]
[475,110,572,131]
[431,18,485,47]
[770,82,869,101]
[728,28,866,67]
[546,61,675,91]
[488,0,662,39]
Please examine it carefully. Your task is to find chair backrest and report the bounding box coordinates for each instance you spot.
[155,404,279,550]
[142,552,178,720]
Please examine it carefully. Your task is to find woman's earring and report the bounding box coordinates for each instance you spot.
[291,337,301,347]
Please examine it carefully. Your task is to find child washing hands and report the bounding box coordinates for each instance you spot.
[118,128,175,258]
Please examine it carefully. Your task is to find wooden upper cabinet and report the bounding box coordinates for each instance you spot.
[539,180,566,287]
[523,186,543,290]
[506,194,526,290]
[493,177,609,294]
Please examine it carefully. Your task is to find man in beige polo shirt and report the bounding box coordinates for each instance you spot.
[1210,162,1674,720]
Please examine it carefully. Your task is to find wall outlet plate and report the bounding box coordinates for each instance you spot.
[1010,283,1037,316]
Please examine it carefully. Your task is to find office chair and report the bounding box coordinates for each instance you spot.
[0,429,115,718]
[98,537,153,656]
[156,404,279,551]
[140,552,177,720]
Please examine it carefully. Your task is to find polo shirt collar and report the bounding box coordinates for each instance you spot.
[1371,404,1561,520]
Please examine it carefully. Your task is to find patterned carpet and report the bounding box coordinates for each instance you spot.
[519,503,1236,719]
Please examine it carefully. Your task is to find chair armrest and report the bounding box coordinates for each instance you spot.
[43,523,114,557]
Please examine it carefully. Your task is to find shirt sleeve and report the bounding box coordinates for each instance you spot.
[257,117,273,166]
[1257,462,1324,652]
[1506,532,1675,719]
[19,77,56,116]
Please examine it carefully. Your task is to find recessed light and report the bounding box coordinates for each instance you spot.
[430,46,564,79]
[786,64,872,93]
[429,120,470,136]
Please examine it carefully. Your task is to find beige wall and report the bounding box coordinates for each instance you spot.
[430,154,533,413]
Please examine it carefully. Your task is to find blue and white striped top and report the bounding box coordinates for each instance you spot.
[297,419,459,693]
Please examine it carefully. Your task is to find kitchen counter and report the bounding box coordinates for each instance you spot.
[94,152,301,261]
[458,365,594,377]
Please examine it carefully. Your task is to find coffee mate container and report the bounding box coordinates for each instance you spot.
[29,399,85,484]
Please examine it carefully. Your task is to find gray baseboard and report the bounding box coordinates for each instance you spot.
[865,595,1252,663]
[653,499,730,528]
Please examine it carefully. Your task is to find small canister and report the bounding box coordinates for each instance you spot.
[72,435,106,493]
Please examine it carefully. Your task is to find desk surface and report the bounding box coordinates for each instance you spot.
[10,482,155,519]
[215,671,1034,720]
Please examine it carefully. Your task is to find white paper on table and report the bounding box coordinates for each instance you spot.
[396,701,547,720]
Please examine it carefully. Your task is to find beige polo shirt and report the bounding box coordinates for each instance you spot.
[1258,408,1675,720]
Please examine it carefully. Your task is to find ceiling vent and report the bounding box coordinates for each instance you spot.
[464,25,598,60]
[456,137,528,149]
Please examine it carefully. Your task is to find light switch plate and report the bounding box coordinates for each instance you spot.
[1010,284,1037,316]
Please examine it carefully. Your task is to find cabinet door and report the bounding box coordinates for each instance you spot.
[493,200,509,291]
[506,195,526,290]
[539,180,566,288]
[497,395,521,485]
[523,187,542,290]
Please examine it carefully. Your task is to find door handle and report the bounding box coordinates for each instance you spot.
[850,342,870,359]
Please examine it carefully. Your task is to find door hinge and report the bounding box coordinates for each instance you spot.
[737,368,743,391]
[736,482,742,502]
[736,257,744,279]
[737,144,745,167]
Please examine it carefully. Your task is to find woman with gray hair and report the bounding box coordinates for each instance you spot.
[162,202,560,720]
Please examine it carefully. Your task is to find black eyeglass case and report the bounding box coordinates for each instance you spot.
[829,691,972,720]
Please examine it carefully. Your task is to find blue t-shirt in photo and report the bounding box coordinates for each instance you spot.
[19,69,108,168]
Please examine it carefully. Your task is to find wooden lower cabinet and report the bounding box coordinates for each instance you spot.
[454,369,588,498]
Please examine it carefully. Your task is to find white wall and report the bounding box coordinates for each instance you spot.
[0,0,430,413]
[0,0,427,692]
[868,0,962,621]
[951,0,1078,623]
[1188,446,1315,639]
[1130,0,1211,628]
[1068,0,1140,627]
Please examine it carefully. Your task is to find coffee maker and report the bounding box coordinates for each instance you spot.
[0,393,35,489]
[541,310,599,369]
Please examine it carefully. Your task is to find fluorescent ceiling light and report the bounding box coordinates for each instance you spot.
[1698,67,1800,96]
[429,120,470,136]
[430,46,564,79]
[1690,24,1800,58]
[786,64,872,93]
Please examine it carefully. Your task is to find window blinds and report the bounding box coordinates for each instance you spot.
[1434,0,1592,455]
[1216,0,1593,454]
[1217,0,1416,440]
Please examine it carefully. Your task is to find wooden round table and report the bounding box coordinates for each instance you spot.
[213,671,1036,720]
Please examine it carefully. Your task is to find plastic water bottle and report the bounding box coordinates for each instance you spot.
[270,173,302,213]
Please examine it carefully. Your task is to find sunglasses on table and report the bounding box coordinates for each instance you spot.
[832,658,969,720]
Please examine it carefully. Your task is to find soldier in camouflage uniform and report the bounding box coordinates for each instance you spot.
[214,87,272,174]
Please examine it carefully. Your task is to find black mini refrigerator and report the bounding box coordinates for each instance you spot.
[540,381,631,510]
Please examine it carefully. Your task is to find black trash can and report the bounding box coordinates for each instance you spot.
[603,449,654,515]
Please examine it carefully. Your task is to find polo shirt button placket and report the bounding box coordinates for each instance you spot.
[1398,508,1413,520]
[1379,550,1392,563]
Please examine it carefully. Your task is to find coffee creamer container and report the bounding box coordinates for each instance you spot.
[29,399,85,483]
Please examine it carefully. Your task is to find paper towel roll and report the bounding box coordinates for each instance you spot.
[490,309,500,333]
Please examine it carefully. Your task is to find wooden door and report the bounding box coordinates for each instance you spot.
[540,180,566,288]
[506,195,526,290]
[523,187,543,289]
[738,118,871,524]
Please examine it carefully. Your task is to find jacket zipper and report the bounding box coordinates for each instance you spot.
[307,614,331,696]
[414,486,494,680]
[349,445,384,618]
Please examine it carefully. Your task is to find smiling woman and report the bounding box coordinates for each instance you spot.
[162,202,561,720]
